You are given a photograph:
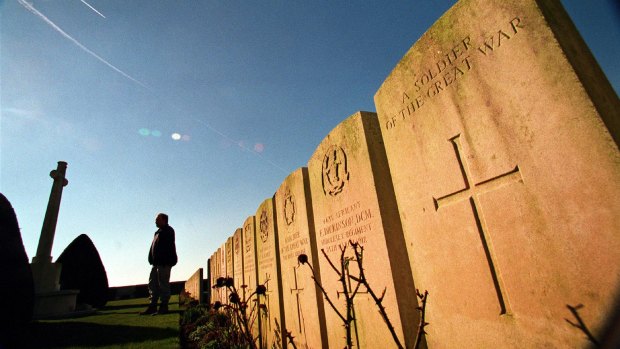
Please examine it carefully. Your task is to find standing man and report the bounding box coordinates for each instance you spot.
[141,213,178,315]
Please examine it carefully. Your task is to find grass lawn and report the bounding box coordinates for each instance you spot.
[4,296,180,349]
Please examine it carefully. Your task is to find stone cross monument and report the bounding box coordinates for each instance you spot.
[30,161,79,318]
[33,161,68,265]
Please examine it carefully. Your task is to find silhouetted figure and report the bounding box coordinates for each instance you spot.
[141,213,177,315]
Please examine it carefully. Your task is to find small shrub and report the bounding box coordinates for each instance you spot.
[180,303,253,349]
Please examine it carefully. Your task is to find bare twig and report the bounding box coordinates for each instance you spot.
[321,247,343,275]
[414,289,429,349]
[301,249,354,348]
[350,241,404,349]
[565,304,600,347]
[340,244,355,349]
[284,328,299,349]
[306,262,347,323]
[301,240,420,349]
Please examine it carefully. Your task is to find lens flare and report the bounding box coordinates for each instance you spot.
[138,128,150,136]
[171,133,182,141]
[151,130,162,137]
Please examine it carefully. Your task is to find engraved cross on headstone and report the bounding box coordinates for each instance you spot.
[290,265,305,332]
[433,134,523,315]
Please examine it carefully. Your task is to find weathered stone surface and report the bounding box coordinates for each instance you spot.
[206,258,212,304]
[374,0,620,347]
[214,247,222,303]
[232,228,244,295]
[226,236,235,304]
[210,252,216,303]
[255,198,286,349]
[33,161,68,265]
[243,215,260,342]
[220,242,228,303]
[275,168,327,349]
[0,193,34,325]
[226,236,234,278]
[184,268,203,304]
[307,111,420,349]
[57,234,109,308]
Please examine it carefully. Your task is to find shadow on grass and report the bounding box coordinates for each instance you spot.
[1,321,177,348]
[101,301,181,312]
[106,310,184,316]
[99,303,147,311]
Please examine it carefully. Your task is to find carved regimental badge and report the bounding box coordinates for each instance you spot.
[259,209,269,242]
[322,145,349,196]
[245,224,252,253]
[235,234,240,252]
[283,188,296,226]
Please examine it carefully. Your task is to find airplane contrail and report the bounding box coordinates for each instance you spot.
[80,0,106,18]
[18,0,148,89]
[17,0,288,175]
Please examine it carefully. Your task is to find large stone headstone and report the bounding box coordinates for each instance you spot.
[215,247,222,303]
[255,198,286,349]
[307,111,421,349]
[374,0,620,347]
[242,215,260,341]
[220,242,228,303]
[226,236,234,279]
[275,168,327,349]
[57,234,109,308]
[206,257,212,304]
[210,252,216,303]
[233,228,244,295]
[0,193,34,326]
[183,268,203,304]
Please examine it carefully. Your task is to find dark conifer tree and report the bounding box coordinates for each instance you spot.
[57,234,109,308]
[0,193,34,325]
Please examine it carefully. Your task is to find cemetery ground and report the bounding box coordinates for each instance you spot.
[4,296,180,348]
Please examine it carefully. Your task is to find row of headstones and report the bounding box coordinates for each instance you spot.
[207,111,418,349]
[205,0,619,348]
[181,268,204,307]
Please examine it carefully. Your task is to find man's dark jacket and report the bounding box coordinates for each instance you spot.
[148,225,178,266]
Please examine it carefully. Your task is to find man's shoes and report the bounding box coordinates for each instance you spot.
[140,304,158,315]
[152,303,169,316]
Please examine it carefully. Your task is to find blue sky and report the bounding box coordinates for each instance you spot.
[1,0,618,287]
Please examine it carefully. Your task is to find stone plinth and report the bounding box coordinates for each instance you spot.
[32,289,79,319]
[30,260,62,294]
